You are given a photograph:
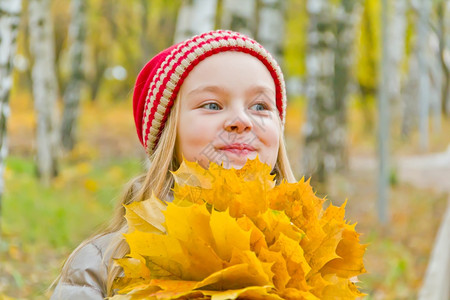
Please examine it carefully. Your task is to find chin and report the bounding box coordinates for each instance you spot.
[217,155,257,169]
[226,162,246,170]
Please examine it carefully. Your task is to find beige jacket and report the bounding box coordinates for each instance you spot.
[51,233,116,300]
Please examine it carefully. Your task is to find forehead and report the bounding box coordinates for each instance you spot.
[192,51,267,67]
[180,51,275,92]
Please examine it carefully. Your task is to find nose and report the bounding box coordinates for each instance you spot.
[224,109,253,134]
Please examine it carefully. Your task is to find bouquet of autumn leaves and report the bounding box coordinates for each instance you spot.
[111,159,367,300]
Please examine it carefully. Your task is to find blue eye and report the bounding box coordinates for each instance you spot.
[202,103,221,110]
[251,103,268,111]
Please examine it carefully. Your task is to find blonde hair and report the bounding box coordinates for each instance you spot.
[55,95,295,296]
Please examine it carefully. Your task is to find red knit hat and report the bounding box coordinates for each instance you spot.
[133,30,286,155]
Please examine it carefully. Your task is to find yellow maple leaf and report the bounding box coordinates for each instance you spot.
[209,209,251,261]
[112,158,366,299]
[124,193,167,234]
[172,157,275,218]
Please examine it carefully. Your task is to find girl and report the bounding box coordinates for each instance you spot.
[51,30,295,299]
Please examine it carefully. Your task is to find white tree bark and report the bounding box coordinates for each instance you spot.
[332,0,360,170]
[387,0,407,115]
[436,0,450,117]
[257,0,285,66]
[445,1,450,115]
[28,0,60,185]
[303,0,334,182]
[221,0,256,38]
[428,33,442,134]
[0,0,22,233]
[378,0,390,224]
[61,0,86,151]
[401,44,420,137]
[303,0,358,183]
[417,0,432,150]
[402,0,434,142]
[174,0,217,43]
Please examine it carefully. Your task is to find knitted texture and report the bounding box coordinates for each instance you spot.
[133,30,286,155]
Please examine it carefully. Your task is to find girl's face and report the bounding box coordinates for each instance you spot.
[176,52,281,169]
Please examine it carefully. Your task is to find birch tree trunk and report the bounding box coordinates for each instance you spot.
[417,0,432,150]
[61,0,86,151]
[29,0,60,185]
[437,1,450,116]
[303,0,335,183]
[0,0,22,234]
[303,0,358,183]
[446,1,450,116]
[402,0,433,140]
[332,0,359,172]
[401,45,420,137]
[378,0,390,224]
[387,0,407,119]
[256,0,285,66]
[428,33,442,134]
[174,0,217,43]
[221,0,256,38]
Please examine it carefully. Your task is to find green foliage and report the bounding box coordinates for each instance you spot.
[2,156,142,249]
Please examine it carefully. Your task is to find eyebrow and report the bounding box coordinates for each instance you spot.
[248,85,276,98]
[186,85,228,97]
[186,84,275,98]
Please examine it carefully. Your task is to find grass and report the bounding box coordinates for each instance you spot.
[0,155,143,299]
[3,156,143,248]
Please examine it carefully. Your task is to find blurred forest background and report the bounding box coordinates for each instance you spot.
[1,0,450,299]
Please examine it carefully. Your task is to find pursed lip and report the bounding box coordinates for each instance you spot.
[217,143,257,157]
[218,143,256,151]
